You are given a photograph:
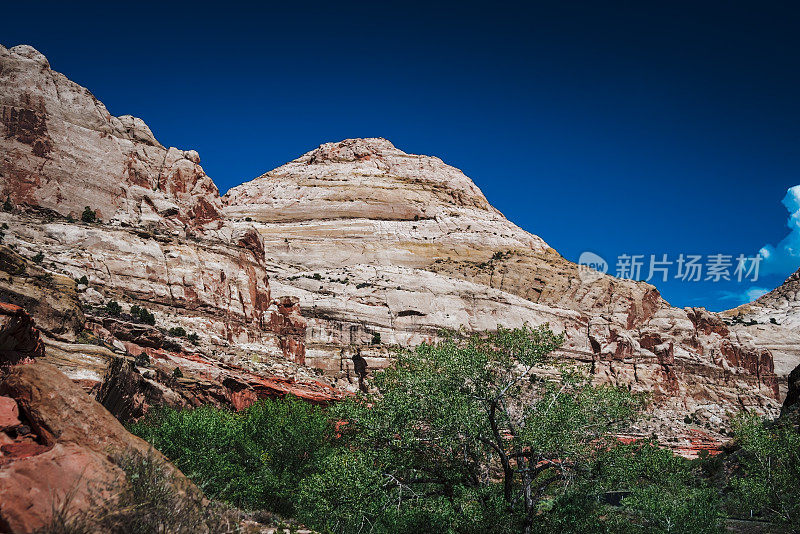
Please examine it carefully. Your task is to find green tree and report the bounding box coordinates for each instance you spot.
[81,206,97,223]
[129,397,335,516]
[302,326,642,533]
[727,414,800,530]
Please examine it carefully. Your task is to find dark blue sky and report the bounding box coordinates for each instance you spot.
[4,1,800,311]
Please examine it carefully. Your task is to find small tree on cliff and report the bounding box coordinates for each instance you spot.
[81,206,97,223]
[300,325,644,533]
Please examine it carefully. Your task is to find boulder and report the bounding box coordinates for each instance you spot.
[0,362,203,533]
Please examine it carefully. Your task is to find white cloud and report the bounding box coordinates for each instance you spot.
[759,185,800,275]
[718,286,769,305]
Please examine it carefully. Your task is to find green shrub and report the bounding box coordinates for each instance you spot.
[105,300,122,316]
[370,332,381,345]
[81,206,96,223]
[76,275,89,286]
[130,305,156,326]
[129,397,335,515]
[186,332,199,345]
[172,367,183,379]
[169,326,187,337]
[32,251,44,264]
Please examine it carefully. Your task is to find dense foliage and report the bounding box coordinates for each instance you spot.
[726,415,800,528]
[129,326,799,533]
[129,396,334,516]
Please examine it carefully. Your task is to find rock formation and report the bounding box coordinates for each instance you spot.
[0,44,798,456]
[224,137,791,448]
[0,45,222,233]
[723,267,800,399]
[0,302,202,533]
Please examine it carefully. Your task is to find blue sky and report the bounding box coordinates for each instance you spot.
[3,1,799,311]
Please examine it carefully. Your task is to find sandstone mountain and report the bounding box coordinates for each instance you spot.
[1,44,798,455]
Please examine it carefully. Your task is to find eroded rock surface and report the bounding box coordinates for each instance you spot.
[0,45,796,452]
[224,137,791,446]
[0,44,222,233]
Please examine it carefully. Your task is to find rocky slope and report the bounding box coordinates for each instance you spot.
[723,267,800,389]
[0,44,797,454]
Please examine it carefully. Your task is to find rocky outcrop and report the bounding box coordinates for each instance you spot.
[723,267,800,399]
[224,137,790,441]
[0,44,222,233]
[0,245,84,341]
[95,349,341,423]
[0,362,205,533]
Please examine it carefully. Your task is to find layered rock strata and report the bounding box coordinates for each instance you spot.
[0,44,796,450]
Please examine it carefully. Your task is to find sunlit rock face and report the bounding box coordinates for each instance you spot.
[225,137,792,449]
[723,267,800,397]
[0,44,222,233]
[0,45,797,452]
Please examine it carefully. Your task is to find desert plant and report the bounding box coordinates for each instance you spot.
[105,300,122,316]
[81,206,96,223]
[169,326,187,337]
[130,305,156,326]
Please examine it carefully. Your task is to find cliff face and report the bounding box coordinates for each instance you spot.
[723,267,800,394]
[0,44,330,400]
[0,44,796,453]
[0,45,222,232]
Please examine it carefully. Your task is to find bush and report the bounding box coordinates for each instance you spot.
[32,251,44,264]
[172,367,183,379]
[370,332,381,345]
[106,300,122,316]
[129,397,335,515]
[81,206,96,223]
[169,326,187,337]
[76,275,89,286]
[130,305,156,326]
[187,332,200,345]
[3,197,12,212]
